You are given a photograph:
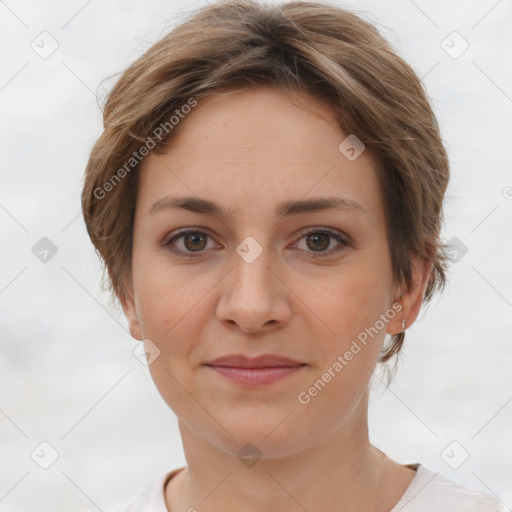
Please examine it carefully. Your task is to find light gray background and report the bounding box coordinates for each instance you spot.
[1,1,511,511]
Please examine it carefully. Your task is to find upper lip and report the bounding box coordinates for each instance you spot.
[204,354,305,368]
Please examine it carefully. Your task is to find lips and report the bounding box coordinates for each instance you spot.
[204,353,305,369]
[204,354,306,386]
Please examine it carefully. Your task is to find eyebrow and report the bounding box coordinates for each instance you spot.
[149,195,366,217]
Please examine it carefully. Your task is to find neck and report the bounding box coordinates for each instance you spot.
[165,394,413,512]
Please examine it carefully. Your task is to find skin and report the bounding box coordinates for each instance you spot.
[121,87,430,512]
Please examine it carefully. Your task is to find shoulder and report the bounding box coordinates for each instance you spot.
[79,467,184,512]
[391,464,507,512]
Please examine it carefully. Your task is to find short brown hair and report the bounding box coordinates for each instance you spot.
[82,0,449,364]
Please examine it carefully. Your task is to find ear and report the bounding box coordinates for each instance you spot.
[386,257,432,335]
[119,280,143,341]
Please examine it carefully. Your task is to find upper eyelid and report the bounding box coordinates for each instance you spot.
[165,226,345,241]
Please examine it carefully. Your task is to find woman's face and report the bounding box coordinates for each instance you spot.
[122,87,403,457]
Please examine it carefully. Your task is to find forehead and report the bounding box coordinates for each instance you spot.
[137,87,383,219]
[162,87,344,160]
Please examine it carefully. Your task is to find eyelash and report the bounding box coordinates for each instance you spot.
[163,228,350,259]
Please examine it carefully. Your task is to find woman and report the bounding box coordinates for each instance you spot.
[81,1,506,510]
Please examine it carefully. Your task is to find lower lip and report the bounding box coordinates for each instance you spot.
[205,365,305,386]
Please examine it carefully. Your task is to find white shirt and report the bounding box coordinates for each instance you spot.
[87,464,507,511]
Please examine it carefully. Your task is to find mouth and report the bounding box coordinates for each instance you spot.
[203,354,306,386]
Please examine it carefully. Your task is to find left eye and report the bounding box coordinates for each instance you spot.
[294,229,348,257]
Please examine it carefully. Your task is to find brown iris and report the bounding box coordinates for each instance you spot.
[184,232,208,252]
[306,233,330,252]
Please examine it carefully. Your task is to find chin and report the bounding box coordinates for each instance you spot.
[211,415,314,459]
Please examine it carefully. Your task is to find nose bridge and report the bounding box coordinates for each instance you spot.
[216,234,290,333]
[231,236,273,301]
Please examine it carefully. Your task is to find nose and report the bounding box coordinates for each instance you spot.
[215,241,292,334]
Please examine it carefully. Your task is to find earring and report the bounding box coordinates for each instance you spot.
[401,319,406,333]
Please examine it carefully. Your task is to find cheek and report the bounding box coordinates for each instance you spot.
[135,266,212,415]
[293,254,392,404]
[294,273,389,425]
[300,261,392,344]
[132,244,208,335]
[131,251,218,383]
